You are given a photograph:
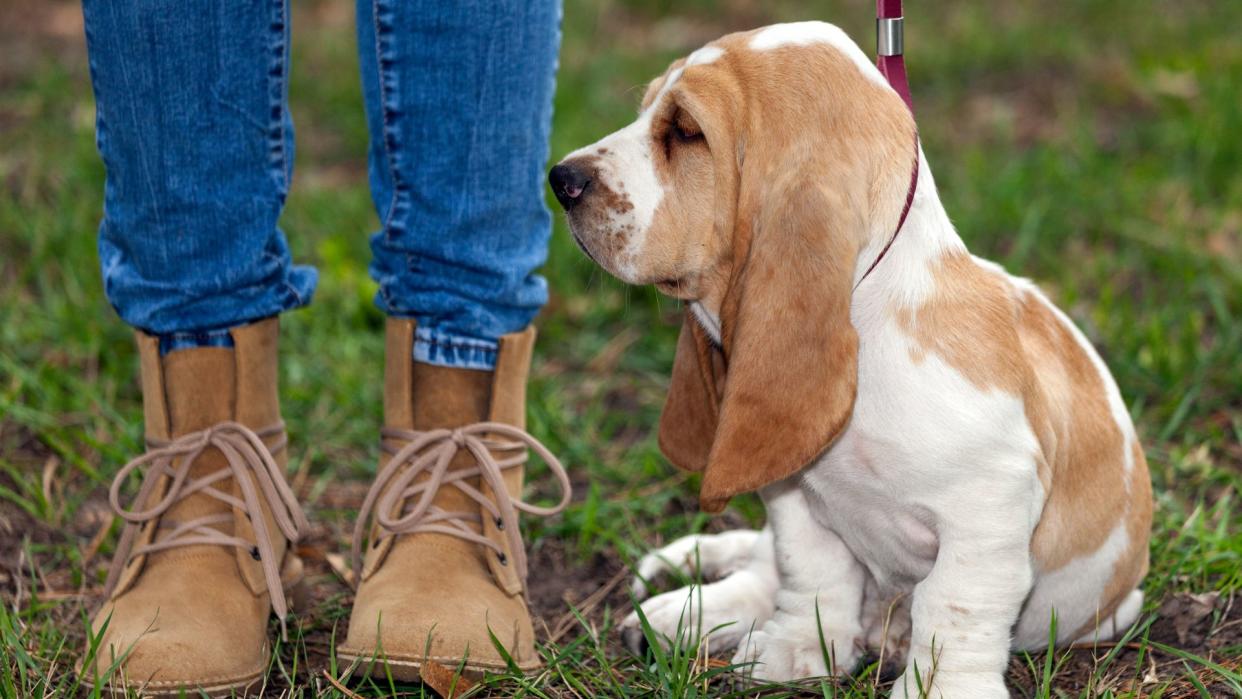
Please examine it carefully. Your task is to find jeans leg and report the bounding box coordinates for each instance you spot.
[357,0,561,370]
[83,0,317,346]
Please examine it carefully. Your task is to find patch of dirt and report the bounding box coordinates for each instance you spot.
[528,537,631,642]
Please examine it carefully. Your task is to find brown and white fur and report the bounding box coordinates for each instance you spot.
[549,22,1152,699]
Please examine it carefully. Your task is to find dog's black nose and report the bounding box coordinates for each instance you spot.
[548,163,590,210]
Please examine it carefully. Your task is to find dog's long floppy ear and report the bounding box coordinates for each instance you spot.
[661,166,863,512]
[657,313,724,473]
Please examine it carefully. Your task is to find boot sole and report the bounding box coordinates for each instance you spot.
[335,647,542,683]
[80,668,266,698]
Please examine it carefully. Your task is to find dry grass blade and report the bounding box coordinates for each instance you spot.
[321,668,365,699]
[41,454,60,512]
[323,552,356,588]
[81,511,114,567]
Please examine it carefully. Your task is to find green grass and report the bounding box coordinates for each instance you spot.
[2,0,1240,696]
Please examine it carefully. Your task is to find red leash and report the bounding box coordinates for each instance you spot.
[858,0,920,286]
[876,0,914,111]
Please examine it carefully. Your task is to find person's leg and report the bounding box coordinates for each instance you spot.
[77,1,311,693]
[340,0,565,679]
[87,0,315,343]
[359,0,558,369]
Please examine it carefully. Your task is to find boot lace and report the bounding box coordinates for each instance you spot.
[104,421,309,637]
[351,422,571,588]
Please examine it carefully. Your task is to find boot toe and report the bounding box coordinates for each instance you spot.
[80,559,269,695]
[340,546,539,678]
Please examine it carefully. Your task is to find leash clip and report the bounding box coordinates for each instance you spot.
[877,16,904,57]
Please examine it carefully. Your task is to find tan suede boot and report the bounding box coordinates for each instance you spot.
[338,319,570,680]
[78,318,309,697]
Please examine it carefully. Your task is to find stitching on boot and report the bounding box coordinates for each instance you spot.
[337,649,541,671]
[81,663,265,690]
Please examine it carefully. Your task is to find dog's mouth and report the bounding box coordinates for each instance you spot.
[570,228,688,297]
[654,277,691,298]
[569,230,600,265]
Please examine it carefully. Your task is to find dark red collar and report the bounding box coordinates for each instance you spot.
[858,0,919,287]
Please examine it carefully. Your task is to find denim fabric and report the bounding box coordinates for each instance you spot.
[82,0,316,341]
[358,0,560,368]
[82,0,561,369]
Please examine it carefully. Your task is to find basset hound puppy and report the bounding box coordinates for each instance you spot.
[549,21,1153,699]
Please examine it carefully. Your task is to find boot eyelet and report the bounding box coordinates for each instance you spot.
[494,517,504,530]
[250,546,261,561]
[497,553,508,566]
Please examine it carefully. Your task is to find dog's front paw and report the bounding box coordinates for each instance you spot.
[731,596,863,682]
[890,670,1010,699]
[620,569,776,655]
[630,529,765,600]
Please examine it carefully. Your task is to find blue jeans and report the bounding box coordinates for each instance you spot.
[81,0,560,369]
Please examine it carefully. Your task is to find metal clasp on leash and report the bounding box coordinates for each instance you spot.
[877,16,904,57]
[856,2,917,288]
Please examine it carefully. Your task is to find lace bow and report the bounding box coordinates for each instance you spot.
[351,422,571,587]
[105,421,309,637]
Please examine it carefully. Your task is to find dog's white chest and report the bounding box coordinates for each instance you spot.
[799,431,940,591]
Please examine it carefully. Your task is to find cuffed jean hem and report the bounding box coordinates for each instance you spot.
[139,265,316,355]
[153,309,293,356]
[412,325,498,371]
[159,327,238,355]
[117,261,316,340]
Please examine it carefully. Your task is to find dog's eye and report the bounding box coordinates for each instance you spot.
[663,110,703,159]
[673,111,703,142]
[675,124,702,142]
